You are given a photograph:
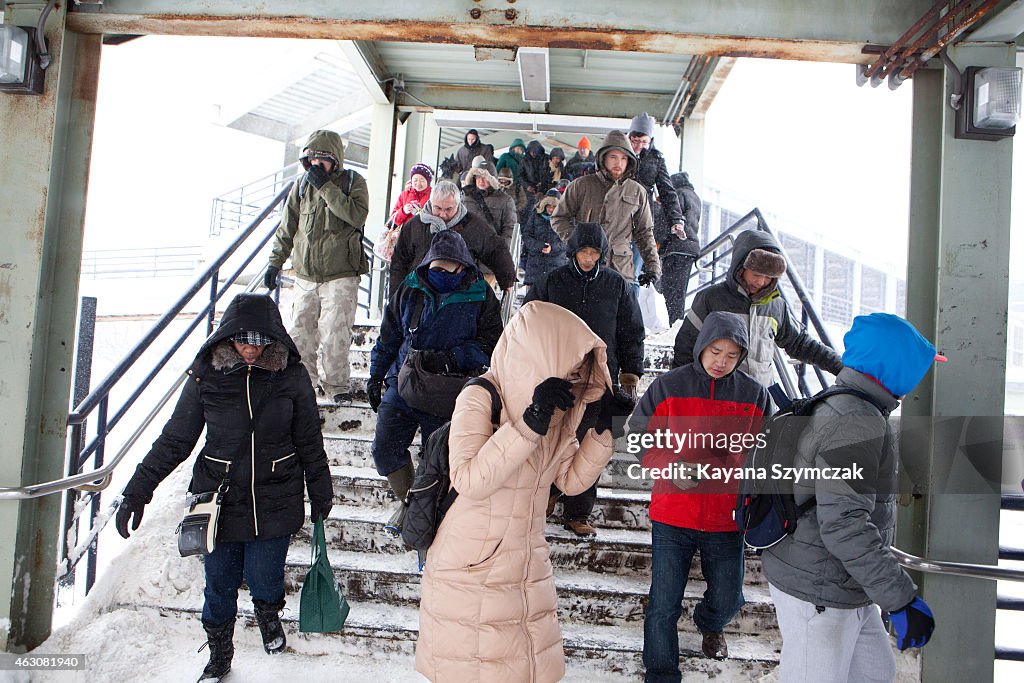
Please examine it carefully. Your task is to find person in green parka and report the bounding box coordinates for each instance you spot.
[266,130,370,404]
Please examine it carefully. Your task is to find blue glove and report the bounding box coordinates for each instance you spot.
[889,596,935,650]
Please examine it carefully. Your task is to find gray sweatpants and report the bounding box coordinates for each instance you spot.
[288,274,359,396]
[769,583,896,683]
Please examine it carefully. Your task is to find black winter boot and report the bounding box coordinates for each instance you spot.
[253,598,287,654]
[197,619,234,683]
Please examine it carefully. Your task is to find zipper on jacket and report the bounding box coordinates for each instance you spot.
[271,452,295,473]
[205,455,232,471]
[246,366,259,537]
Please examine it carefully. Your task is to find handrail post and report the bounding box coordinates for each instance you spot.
[86,396,108,594]
[208,270,219,336]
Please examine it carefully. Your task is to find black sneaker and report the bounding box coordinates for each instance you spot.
[332,392,354,406]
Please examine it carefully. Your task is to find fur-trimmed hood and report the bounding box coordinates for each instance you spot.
[198,293,300,369]
[211,339,290,373]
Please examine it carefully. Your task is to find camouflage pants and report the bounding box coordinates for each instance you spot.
[288,275,359,396]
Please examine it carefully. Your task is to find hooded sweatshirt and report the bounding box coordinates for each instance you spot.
[269,130,370,282]
[524,222,645,381]
[123,293,333,542]
[672,229,843,384]
[628,311,771,531]
[550,130,660,281]
[762,313,938,611]
[495,137,527,183]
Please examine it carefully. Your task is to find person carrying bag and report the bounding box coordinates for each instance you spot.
[115,293,333,683]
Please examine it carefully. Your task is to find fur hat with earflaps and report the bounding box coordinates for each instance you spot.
[742,248,787,278]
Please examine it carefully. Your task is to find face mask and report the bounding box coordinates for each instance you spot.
[427,268,466,292]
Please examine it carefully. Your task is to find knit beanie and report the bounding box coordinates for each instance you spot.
[578,136,591,150]
[409,163,433,184]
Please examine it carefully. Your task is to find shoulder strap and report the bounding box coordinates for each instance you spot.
[815,386,890,416]
[408,290,426,335]
[465,377,502,426]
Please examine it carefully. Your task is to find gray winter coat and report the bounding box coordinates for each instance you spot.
[761,368,917,612]
[671,230,842,384]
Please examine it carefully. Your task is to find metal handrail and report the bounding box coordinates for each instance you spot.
[891,547,1024,583]
[0,184,292,504]
[683,208,835,399]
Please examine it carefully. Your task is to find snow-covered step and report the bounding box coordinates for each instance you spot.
[296,505,765,583]
[278,548,778,636]
[325,436,655,493]
[328,465,652,530]
[137,600,779,681]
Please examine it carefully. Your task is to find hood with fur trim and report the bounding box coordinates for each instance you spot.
[299,129,345,172]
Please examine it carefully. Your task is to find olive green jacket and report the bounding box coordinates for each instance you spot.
[269,130,371,282]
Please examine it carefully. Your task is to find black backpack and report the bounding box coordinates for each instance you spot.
[734,385,888,551]
[398,377,501,556]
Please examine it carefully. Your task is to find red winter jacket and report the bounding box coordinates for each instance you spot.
[390,186,432,227]
[627,312,771,531]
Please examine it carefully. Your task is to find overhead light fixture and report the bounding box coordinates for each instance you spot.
[955,66,1022,141]
[1,0,55,96]
[517,47,549,103]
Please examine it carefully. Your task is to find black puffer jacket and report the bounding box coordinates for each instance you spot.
[654,172,701,257]
[520,141,551,195]
[634,144,683,226]
[523,222,645,381]
[123,293,333,542]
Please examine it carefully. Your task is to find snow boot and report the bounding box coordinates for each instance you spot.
[253,598,287,654]
[197,619,234,683]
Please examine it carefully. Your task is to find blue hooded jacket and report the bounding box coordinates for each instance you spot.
[841,312,938,397]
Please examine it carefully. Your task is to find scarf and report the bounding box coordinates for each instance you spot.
[421,202,468,234]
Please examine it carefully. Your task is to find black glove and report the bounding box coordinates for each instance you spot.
[115,494,146,539]
[637,270,659,287]
[523,377,575,436]
[306,164,330,189]
[264,265,280,290]
[595,389,635,438]
[366,377,384,412]
[420,350,456,375]
[310,498,333,523]
[889,596,935,650]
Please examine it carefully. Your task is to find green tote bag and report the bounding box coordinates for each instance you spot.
[299,518,350,632]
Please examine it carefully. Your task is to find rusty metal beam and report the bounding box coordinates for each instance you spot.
[66,0,941,64]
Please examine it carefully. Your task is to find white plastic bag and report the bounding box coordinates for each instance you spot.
[638,284,670,334]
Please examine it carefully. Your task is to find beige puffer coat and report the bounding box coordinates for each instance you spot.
[415,301,615,683]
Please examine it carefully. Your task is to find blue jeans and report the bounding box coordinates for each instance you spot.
[643,522,745,683]
[371,384,449,476]
[202,535,290,626]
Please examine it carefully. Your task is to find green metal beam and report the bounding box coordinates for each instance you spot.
[399,82,671,120]
[903,43,1015,683]
[0,5,101,649]
[67,0,938,63]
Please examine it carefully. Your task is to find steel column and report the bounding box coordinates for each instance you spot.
[903,43,1014,683]
[0,4,102,649]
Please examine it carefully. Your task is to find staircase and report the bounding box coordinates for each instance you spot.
[319,324,787,677]
[88,320,782,680]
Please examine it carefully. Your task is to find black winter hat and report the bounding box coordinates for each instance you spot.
[419,230,477,271]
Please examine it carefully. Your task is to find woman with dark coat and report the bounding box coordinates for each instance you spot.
[116,292,333,683]
[519,140,552,222]
[521,190,568,285]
